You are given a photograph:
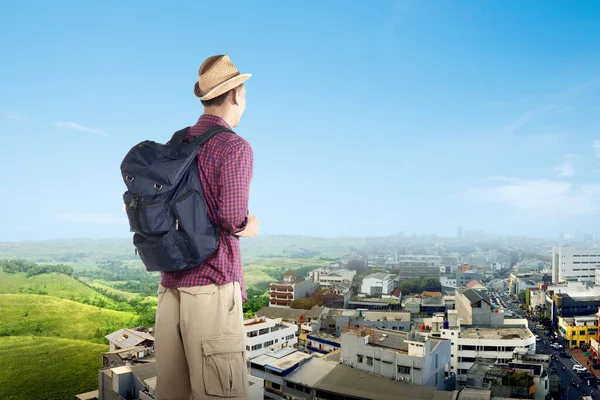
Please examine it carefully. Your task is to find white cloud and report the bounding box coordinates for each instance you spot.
[58,212,127,225]
[54,121,108,136]
[0,110,29,122]
[553,153,584,178]
[467,178,600,217]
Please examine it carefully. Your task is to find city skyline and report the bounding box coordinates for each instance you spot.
[1,1,600,241]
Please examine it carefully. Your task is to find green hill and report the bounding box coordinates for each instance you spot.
[0,336,106,400]
[0,271,124,309]
[0,294,138,342]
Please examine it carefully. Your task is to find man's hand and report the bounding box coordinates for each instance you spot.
[237,215,259,238]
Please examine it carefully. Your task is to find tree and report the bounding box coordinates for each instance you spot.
[290,298,320,310]
[518,289,527,305]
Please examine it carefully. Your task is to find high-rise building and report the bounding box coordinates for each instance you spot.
[552,246,600,283]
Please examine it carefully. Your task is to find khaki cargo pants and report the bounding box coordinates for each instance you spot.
[155,282,249,400]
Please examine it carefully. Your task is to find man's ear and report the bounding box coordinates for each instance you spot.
[231,88,240,106]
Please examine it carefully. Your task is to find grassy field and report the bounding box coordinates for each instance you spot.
[0,294,138,342]
[0,336,106,400]
[78,277,139,300]
[0,271,120,307]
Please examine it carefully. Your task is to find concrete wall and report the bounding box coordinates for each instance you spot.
[340,332,451,390]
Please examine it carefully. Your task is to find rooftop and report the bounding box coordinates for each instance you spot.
[250,348,311,371]
[462,288,491,305]
[314,364,454,400]
[363,311,411,322]
[460,325,533,340]
[365,272,391,280]
[284,357,337,387]
[104,328,154,349]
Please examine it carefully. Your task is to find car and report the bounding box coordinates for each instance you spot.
[536,335,541,341]
[573,364,587,373]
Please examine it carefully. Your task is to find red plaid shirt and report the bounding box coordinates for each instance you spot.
[160,115,253,301]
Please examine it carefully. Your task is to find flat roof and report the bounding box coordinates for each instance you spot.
[250,348,311,370]
[460,326,533,340]
[284,357,337,387]
[364,311,411,322]
[314,364,453,400]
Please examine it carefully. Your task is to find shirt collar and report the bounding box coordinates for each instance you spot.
[197,114,232,130]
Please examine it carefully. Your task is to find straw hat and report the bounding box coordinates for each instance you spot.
[194,55,251,101]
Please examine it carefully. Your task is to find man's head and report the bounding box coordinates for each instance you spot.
[194,55,251,128]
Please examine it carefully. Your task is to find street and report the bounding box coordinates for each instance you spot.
[535,327,597,399]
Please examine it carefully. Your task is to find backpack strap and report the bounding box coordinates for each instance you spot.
[187,125,235,146]
[170,127,190,145]
[170,125,234,147]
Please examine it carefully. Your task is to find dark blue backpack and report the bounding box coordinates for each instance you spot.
[120,126,233,272]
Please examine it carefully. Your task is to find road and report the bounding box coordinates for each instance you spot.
[535,327,597,399]
[492,290,596,399]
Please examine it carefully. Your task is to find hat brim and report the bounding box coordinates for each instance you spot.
[194,73,252,101]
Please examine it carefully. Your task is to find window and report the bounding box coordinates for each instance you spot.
[580,330,585,335]
[366,356,373,366]
[246,345,250,351]
[357,355,364,363]
[251,343,262,351]
[264,340,274,347]
[460,345,476,351]
[259,328,269,335]
[397,365,411,374]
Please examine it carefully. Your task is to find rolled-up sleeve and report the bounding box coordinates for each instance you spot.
[215,141,253,235]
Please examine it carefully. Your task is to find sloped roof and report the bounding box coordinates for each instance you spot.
[465,280,485,289]
[105,328,154,348]
[462,289,491,305]
[256,306,305,322]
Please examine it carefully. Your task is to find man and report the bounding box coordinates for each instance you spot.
[155,55,258,400]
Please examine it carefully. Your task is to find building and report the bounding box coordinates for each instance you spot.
[315,283,352,308]
[402,295,422,313]
[244,316,299,359]
[465,362,546,399]
[249,347,313,399]
[557,315,599,348]
[317,309,412,337]
[305,332,341,355]
[269,270,319,308]
[456,271,482,287]
[387,255,441,282]
[552,246,600,283]
[441,323,536,382]
[360,272,395,296]
[420,292,446,315]
[340,326,453,390]
[102,345,154,369]
[307,268,356,287]
[105,328,155,352]
[455,288,505,327]
[97,358,264,400]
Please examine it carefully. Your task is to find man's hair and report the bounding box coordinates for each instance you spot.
[201,84,243,107]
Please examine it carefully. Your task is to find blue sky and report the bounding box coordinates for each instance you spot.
[1,0,600,241]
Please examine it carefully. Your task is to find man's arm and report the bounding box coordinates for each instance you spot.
[215,141,253,235]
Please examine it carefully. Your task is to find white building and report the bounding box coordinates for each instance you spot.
[552,246,600,283]
[441,323,536,382]
[360,272,395,296]
[244,316,298,360]
[269,270,319,308]
[308,268,356,287]
[340,327,452,390]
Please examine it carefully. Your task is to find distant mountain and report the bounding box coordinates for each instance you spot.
[0,234,369,262]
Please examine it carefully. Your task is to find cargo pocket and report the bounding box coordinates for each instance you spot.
[202,336,247,397]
